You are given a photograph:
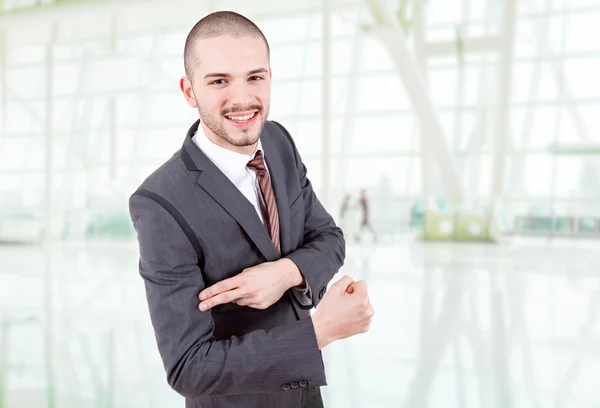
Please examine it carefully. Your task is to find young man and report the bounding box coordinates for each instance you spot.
[129,11,374,408]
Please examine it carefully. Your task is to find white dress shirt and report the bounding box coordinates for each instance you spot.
[192,126,312,305]
[193,128,269,225]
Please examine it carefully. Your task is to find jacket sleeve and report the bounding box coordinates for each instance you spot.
[129,192,326,399]
[273,121,346,308]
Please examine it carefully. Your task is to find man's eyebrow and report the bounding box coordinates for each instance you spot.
[203,68,268,80]
[247,68,269,75]
[204,72,230,79]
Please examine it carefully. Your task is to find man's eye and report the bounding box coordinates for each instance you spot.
[249,76,263,81]
[211,79,226,85]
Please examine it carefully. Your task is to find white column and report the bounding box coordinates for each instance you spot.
[337,30,363,194]
[44,23,57,240]
[44,248,56,408]
[413,0,435,211]
[109,13,118,183]
[489,273,511,408]
[43,23,58,407]
[0,317,7,408]
[321,0,331,206]
[490,0,517,213]
[506,0,554,199]
[0,29,5,142]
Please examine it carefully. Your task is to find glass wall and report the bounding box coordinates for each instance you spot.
[4,0,598,241]
[2,1,600,407]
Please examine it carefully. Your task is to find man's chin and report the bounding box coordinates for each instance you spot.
[219,128,260,148]
[223,118,264,143]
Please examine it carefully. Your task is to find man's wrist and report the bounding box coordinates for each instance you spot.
[311,313,332,350]
[278,257,304,289]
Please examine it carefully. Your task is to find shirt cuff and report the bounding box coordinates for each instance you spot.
[292,281,313,307]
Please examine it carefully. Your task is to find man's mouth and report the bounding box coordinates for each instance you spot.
[223,110,260,128]
[225,112,257,122]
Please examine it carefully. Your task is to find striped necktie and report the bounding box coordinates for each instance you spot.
[247,150,281,255]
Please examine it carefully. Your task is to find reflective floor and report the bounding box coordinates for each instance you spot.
[1,237,599,407]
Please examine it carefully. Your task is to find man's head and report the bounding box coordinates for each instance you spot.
[180,11,271,154]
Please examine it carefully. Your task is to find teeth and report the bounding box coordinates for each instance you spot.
[226,113,255,122]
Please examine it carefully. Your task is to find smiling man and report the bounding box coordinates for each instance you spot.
[129,11,374,408]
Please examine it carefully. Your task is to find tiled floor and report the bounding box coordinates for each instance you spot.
[1,237,599,407]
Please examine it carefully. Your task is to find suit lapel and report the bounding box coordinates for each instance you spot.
[197,169,280,261]
[261,130,291,255]
[181,121,279,262]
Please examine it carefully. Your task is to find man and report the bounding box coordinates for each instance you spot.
[129,11,374,408]
[357,188,377,243]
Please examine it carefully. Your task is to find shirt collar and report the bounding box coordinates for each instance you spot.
[192,123,264,180]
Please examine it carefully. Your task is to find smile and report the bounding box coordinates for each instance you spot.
[224,110,260,129]
[225,112,257,122]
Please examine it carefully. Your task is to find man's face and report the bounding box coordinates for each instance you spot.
[182,35,271,153]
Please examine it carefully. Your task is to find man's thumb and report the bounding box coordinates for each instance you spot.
[350,280,367,294]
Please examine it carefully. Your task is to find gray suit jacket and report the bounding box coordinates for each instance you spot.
[129,119,345,408]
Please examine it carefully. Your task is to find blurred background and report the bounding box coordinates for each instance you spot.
[1,0,599,407]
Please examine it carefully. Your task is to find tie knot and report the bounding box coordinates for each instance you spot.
[247,150,266,172]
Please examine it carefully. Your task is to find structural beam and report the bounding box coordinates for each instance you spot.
[44,253,56,408]
[0,316,7,408]
[412,0,435,211]
[368,2,467,205]
[506,0,554,199]
[337,29,363,194]
[490,0,517,231]
[423,36,503,57]
[0,29,5,143]
[44,24,56,240]
[489,273,512,408]
[109,12,117,182]
[320,0,331,205]
[0,0,363,30]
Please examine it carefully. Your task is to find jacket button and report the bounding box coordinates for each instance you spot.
[299,380,308,388]
[282,384,291,391]
[319,287,325,299]
[291,382,299,389]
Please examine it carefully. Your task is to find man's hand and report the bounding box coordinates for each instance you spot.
[311,275,374,350]
[198,258,304,312]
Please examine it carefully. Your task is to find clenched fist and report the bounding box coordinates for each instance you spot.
[311,275,374,349]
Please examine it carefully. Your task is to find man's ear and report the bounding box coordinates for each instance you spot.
[180,76,198,108]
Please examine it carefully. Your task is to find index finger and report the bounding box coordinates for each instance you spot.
[333,275,355,292]
[199,275,241,301]
[199,288,244,312]
[352,280,368,293]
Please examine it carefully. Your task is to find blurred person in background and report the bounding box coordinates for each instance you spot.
[128,11,374,408]
[339,192,360,241]
[357,188,377,243]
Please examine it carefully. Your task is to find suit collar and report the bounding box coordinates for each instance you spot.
[182,119,206,171]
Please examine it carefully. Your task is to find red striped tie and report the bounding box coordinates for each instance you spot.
[247,150,281,255]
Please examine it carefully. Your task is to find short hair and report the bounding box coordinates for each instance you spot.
[183,11,270,80]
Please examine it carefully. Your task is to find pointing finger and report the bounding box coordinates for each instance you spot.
[199,275,242,301]
[199,288,245,312]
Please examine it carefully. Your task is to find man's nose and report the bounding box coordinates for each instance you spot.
[227,81,255,108]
